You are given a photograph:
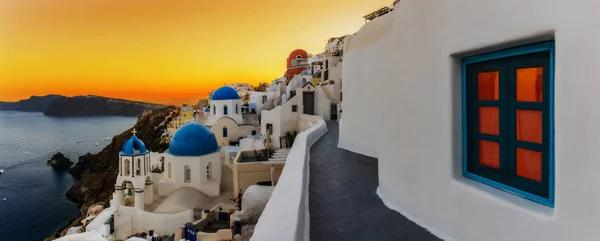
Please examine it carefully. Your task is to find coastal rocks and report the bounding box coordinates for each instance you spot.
[68,153,94,179]
[47,152,74,170]
[86,203,105,217]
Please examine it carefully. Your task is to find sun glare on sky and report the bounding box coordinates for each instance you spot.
[0,0,391,105]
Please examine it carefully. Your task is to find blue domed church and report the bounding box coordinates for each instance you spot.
[160,122,223,197]
[113,124,224,212]
[205,86,259,146]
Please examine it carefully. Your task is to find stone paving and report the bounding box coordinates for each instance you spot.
[309,121,442,241]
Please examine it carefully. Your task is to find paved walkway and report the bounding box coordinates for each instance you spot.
[309,121,441,241]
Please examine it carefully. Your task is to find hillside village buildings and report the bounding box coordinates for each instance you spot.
[58,0,600,240]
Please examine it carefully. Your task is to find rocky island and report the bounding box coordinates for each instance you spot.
[0,94,164,117]
[44,95,165,117]
[46,152,74,170]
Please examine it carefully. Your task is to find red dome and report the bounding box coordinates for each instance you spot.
[288,49,308,59]
[286,49,309,81]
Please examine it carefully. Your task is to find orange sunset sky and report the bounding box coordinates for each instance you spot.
[0,0,391,105]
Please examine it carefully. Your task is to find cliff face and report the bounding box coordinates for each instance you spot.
[57,106,176,237]
[0,94,64,112]
[44,95,165,117]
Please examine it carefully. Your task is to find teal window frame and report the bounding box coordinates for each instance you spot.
[462,41,555,207]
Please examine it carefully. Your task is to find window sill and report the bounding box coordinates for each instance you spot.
[458,173,555,219]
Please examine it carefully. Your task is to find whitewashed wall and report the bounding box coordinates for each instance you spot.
[261,96,299,148]
[251,117,327,241]
[339,1,600,241]
[114,206,193,240]
[163,151,222,197]
[207,99,243,126]
[210,117,258,145]
[251,91,278,113]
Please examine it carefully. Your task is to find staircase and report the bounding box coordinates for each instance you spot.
[268,148,291,162]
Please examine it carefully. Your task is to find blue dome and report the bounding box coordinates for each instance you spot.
[121,134,148,155]
[211,86,240,100]
[168,123,219,156]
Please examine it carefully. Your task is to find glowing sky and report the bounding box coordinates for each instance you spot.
[0,0,391,105]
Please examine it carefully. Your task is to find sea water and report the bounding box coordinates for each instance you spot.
[0,111,136,240]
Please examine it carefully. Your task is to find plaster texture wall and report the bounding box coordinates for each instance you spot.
[250,91,278,113]
[210,117,258,145]
[114,206,193,240]
[232,160,283,198]
[149,152,165,171]
[339,1,600,241]
[162,151,222,197]
[252,117,327,241]
[239,138,266,151]
[294,85,333,122]
[207,99,243,126]
[261,96,299,149]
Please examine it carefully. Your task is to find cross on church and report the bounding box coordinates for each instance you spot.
[132,128,137,135]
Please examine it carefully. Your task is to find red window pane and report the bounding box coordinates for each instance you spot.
[479,107,499,135]
[516,110,542,144]
[478,71,499,100]
[516,148,542,182]
[479,140,499,169]
[516,67,543,102]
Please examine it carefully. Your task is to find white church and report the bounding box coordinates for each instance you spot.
[113,124,224,211]
[204,86,259,146]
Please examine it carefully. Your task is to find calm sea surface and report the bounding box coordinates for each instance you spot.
[0,111,136,241]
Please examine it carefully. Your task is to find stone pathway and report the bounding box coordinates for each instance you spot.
[309,121,442,241]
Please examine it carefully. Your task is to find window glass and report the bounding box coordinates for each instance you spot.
[516,67,543,102]
[478,71,499,100]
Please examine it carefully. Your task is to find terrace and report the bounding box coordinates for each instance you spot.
[251,121,440,241]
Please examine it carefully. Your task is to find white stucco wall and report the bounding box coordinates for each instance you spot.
[339,1,600,241]
[207,99,243,126]
[163,151,222,197]
[239,138,265,151]
[149,152,165,171]
[251,91,278,113]
[294,85,333,122]
[252,117,327,241]
[114,206,193,240]
[210,117,258,145]
[261,96,299,148]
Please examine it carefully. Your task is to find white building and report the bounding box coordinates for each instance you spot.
[114,130,154,210]
[160,123,223,197]
[206,86,259,145]
[339,1,600,241]
[113,125,223,210]
[111,124,231,240]
[249,91,279,114]
[261,82,334,149]
[308,54,324,77]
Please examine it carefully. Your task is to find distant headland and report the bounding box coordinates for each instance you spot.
[0,95,166,117]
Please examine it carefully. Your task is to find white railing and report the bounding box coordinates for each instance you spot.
[251,117,327,241]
